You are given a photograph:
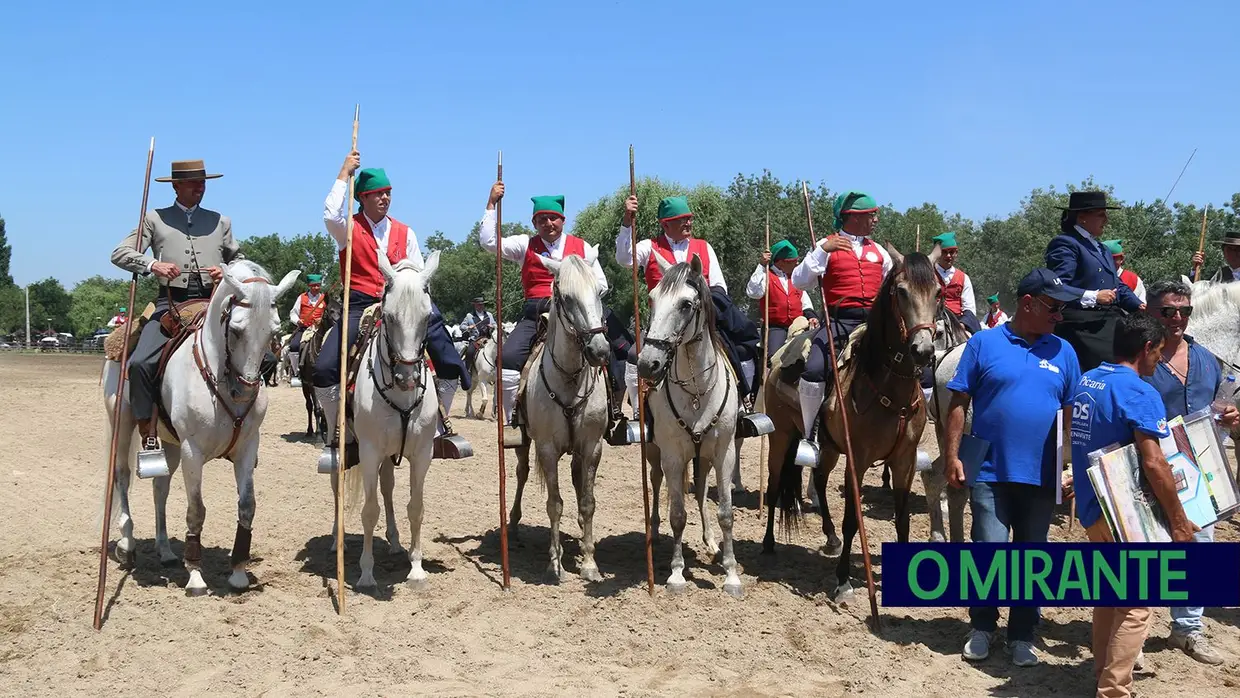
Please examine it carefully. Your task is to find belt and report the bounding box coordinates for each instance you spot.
[828,307,869,322]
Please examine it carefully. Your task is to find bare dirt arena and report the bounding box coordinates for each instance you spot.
[2,353,1238,697]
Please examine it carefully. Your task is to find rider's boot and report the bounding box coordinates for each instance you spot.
[795,379,825,469]
[605,388,631,446]
[501,369,527,448]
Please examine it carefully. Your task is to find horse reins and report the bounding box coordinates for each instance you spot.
[536,284,605,446]
[368,298,429,467]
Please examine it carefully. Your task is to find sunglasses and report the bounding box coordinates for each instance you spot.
[1159,306,1193,318]
[1033,296,1066,314]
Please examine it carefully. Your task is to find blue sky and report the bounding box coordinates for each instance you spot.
[2,0,1237,287]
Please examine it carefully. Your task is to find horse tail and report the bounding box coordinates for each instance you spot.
[342,461,364,516]
[776,442,803,542]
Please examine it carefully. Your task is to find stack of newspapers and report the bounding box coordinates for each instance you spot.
[1086,408,1240,542]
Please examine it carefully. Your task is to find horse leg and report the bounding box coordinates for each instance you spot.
[228,442,258,592]
[574,442,604,582]
[508,442,531,541]
[695,457,719,558]
[356,443,382,589]
[922,465,948,543]
[303,382,315,437]
[405,447,432,588]
[648,443,663,540]
[111,420,137,568]
[663,454,689,592]
[153,446,182,566]
[179,444,209,597]
[465,379,475,419]
[832,463,860,602]
[381,459,404,555]
[539,442,565,583]
[715,441,743,597]
[328,462,342,553]
[816,450,842,556]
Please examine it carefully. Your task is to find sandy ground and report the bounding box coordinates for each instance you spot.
[1,352,1239,697]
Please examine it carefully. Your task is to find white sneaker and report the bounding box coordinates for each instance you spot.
[962,630,995,661]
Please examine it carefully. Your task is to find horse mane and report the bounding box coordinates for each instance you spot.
[555,254,598,299]
[384,260,428,326]
[653,261,724,354]
[1190,279,1240,317]
[858,250,937,374]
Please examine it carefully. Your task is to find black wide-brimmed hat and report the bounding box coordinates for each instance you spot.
[1220,230,1240,247]
[1060,191,1119,211]
[472,296,486,303]
[155,159,223,182]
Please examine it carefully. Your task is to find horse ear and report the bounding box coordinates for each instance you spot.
[220,265,244,296]
[885,242,904,266]
[690,252,704,277]
[421,250,441,281]
[928,242,942,267]
[539,255,563,276]
[653,252,673,275]
[376,247,397,285]
[273,270,301,300]
[584,243,599,267]
[1181,274,1194,287]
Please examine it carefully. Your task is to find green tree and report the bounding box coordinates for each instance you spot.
[0,214,12,287]
[0,284,24,337]
[69,276,130,335]
[27,277,71,334]
[238,231,338,328]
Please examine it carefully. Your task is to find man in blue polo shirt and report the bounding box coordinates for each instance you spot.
[1070,312,1198,698]
[944,268,1082,667]
[1141,279,1238,665]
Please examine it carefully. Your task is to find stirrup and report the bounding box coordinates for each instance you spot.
[736,410,775,439]
[316,440,359,474]
[136,435,169,479]
[503,422,528,449]
[433,418,472,460]
[794,423,821,469]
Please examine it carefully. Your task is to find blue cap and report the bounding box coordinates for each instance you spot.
[1017,268,1082,302]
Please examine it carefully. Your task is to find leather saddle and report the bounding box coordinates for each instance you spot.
[103,302,157,362]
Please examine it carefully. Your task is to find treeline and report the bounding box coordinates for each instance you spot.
[3,174,1238,338]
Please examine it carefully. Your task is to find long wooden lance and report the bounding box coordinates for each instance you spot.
[630,145,656,595]
[800,182,880,630]
[1192,207,1209,282]
[758,214,771,513]
[915,224,921,252]
[93,137,155,631]
[335,104,359,614]
[495,151,511,590]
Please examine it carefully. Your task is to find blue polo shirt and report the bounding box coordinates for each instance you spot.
[1144,337,1223,421]
[947,323,1081,487]
[1070,363,1170,528]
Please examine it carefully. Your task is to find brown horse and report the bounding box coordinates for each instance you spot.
[762,243,940,602]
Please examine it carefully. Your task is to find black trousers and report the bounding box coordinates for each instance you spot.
[803,308,868,384]
[503,298,626,399]
[126,285,212,422]
[289,326,307,354]
[1056,306,1122,373]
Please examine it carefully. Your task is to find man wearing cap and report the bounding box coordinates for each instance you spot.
[111,159,241,453]
[287,273,327,379]
[746,240,819,363]
[107,307,129,328]
[982,294,1008,329]
[617,194,763,429]
[1103,239,1146,304]
[479,182,615,438]
[1191,230,1240,282]
[1046,191,1143,373]
[315,151,470,457]
[789,190,892,455]
[943,268,1082,667]
[932,232,982,334]
[459,296,496,374]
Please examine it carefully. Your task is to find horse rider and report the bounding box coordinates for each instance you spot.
[1045,191,1143,372]
[1190,229,1240,283]
[790,190,892,455]
[932,232,982,334]
[287,272,326,379]
[107,307,128,328]
[1103,239,1146,304]
[459,296,496,374]
[982,293,1009,328]
[478,182,617,439]
[313,151,471,457]
[746,239,819,393]
[110,159,241,454]
[616,194,764,435]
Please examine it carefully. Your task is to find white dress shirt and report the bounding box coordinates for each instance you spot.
[289,290,323,325]
[323,179,423,268]
[791,231,893,291]
[936,264,977,315]
[745,264,813,311]
[479,209,609,294]
[615,225,728,292]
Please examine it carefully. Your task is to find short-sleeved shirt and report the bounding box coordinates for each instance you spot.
[1144,337,1223,421]
[947,323,1081,487]
[1070,363,1170,528]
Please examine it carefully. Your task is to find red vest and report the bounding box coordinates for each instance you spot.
[986,310,1005,328]
[341,214,410,297]
[1119,268,1139,293]
[645,236,711,291]
[521,235,586,299]
[765,271,803,326]
[938,268,966,315]
[822,238,884,309]
[298,292,326,326]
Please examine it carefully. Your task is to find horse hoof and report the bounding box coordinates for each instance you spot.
[824,539,844,557]
[356,576,377,590]
[723,583,744,599]
[405,577,429,591]
[227,570,250,592]
[580,566,603,583]
[832,583,856,604]
[666,582,688,596]
[185,585,209,598]
[544,569,564,585]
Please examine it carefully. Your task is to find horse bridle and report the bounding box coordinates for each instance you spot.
[882,279,936,377]
[537,283,606,445]
[368,296,429,466]
[645,290,729,453]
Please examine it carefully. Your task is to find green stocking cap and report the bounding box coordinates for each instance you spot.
[771,239,799,262]
[1102,239,1123,255]
[119,307,127,312]
[306,273,323,284]
[354,168,392,201]
[832,191,878,231]
[932,232,959,249]
[531,195,565,218]
[986,293,1000,304]
[657,196,693,221]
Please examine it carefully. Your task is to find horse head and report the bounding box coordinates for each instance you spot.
[639,254,712,385]
[218,260,300,398]
[377,250,439,391]
[538,248,609,368]
[877,243,938,368]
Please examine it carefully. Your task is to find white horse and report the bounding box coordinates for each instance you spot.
[464,332,500,420]
[637,254,742,597]
[507,253,611,582]
[922,340,970,543]
[348,251,444,589]
[102,260,299,595]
